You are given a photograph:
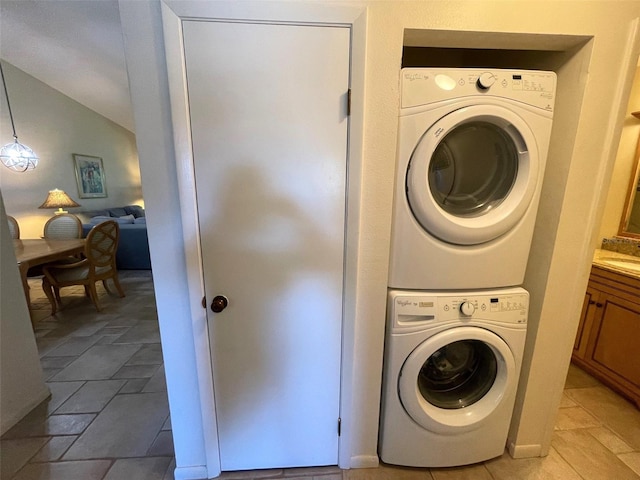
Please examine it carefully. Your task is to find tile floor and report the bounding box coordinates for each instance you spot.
[2,271,640,479]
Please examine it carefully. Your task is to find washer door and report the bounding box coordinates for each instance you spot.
[399,326,516,434]
[406,105,539,245]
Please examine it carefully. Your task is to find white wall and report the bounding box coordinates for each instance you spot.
[599,65,640,239]
[0,192,49,435]
[0,61,141,239]
[120,0,640,476]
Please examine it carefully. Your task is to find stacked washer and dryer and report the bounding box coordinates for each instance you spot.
[379,68,556,467]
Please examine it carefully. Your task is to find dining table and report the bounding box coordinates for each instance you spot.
[13,238,85,324]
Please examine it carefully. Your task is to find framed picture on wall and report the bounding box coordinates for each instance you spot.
[73,154,107,198]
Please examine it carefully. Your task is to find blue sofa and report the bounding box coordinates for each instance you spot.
[76,205,151,270]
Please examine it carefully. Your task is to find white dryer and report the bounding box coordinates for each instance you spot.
[379,288,528,467]
[389,68,556,289]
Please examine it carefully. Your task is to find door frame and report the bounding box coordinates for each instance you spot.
[161,1,367,476]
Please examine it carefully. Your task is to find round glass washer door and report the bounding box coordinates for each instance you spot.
[399,326,515,434]
[406,105,539,245]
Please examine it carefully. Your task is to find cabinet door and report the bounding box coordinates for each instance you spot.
[573,286,598,359]
[589,294,640,389]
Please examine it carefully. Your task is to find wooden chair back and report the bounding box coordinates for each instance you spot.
[85,220,119,268]
[7,215,19,239]
[42,220,124,314]
[43,214,83,239]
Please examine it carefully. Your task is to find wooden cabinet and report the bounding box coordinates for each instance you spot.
[572,265,640,408]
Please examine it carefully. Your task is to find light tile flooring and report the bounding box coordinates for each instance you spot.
[2,272,640,479]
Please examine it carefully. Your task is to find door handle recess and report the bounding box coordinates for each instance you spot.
[211,295,229,313]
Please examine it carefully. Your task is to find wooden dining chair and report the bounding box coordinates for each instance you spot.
[7,215,19,239]
[42,220,125,314]
[43,213,83,239]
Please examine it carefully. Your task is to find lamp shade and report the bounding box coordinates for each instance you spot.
[38,189,80,214]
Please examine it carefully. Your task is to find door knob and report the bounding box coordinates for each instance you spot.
[211,295,228,313]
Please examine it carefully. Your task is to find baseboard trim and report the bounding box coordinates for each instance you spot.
[350,455,380,469]
[173,465,209,480]
[508,442,543,459]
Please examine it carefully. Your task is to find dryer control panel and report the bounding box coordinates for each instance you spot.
[401,68,556,112]
[389,288,529,331]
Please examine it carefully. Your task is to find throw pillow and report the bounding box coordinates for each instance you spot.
[124,205,145,218]
[108,207,128,217]
[117,214,135,224]
[89,215,112,225]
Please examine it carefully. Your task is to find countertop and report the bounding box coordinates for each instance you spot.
[592,248,640,279]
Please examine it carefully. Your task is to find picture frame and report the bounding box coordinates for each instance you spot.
[73,154,107,198]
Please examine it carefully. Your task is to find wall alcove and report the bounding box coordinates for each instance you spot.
[396,28,597,457]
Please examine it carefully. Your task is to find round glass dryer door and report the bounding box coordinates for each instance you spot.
[406,105,540,245]
[399,327,516,434]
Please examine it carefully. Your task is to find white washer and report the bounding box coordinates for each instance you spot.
[379,288,528,467]
[389,68,556,289]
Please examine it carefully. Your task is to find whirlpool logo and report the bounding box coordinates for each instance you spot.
[405,72,429,82]
[397,299,414,307]
[397,299,432,307]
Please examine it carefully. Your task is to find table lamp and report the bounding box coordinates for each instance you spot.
[38,188,80,215]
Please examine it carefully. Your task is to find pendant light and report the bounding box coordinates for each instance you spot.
[0,62,39,172]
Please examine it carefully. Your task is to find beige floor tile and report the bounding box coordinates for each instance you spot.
[552,429,639,480]
[554,406,601,430]
[13,459,112,480]
[558,392,577,408]
[219,468,284,478]
[565,386,640,449]
[484,447,582,480]
[63,392,169,459]
[31,436,77,462]
[283,466,342,477]
[0,438,49,479]
[430,463,492,479]
[618,452,640,476]
[344,464,432,479]
[564,364,602,389]
[103,457,173,480]
[163,457,176,480]
[587,427,634,454]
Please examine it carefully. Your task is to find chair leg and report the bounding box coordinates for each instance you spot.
[87,282,102,312]
[42,278,58,315]
[54,286,61,303]
[111,275,126,298]
[102,279,112,294]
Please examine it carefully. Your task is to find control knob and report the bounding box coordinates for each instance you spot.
[476,72,496,90]
[460,301,476,316]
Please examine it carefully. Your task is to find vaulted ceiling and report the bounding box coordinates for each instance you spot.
[0,0,133,132]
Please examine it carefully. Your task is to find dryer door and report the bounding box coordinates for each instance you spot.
[398,326,516,434]
[406,105,539,245]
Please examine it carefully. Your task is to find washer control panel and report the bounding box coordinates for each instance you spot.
[391,288,529,328]
[401,68,556,112]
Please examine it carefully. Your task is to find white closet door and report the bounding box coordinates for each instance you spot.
[183,20,350,471]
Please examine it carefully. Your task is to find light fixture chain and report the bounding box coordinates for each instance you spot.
[0,62,18,139]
